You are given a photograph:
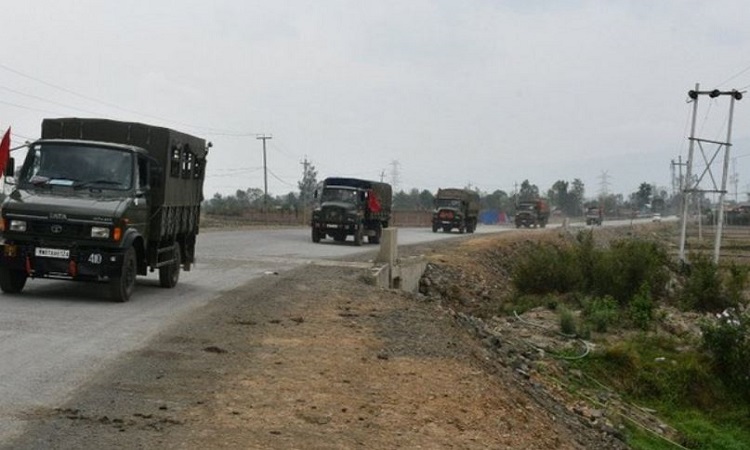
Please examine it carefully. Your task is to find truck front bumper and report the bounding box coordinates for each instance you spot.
[0,241,125,280]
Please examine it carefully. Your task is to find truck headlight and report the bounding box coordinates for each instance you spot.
[9,220,27,232]
[90,226,110,239]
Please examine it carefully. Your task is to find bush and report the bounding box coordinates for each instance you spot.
[725,263,749,307]
[629,282,655,330]
[681,254,733,312]
[559,306,577,335]
[588,239,669,307]
[582,295,619,332]
[511,242,582,295]
[701,308,750,404]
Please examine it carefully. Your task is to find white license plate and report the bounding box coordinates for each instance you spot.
[326,224,341,228]
[35,247,70,259]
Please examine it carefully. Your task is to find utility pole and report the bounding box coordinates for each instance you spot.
[678,85,743,264]
[256,134,272,212]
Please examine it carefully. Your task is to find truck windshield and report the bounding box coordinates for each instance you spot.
[19,143,134,190]
[321,187,358,204]
[436,199,461,208]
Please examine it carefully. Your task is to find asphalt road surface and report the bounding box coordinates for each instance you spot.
[0,224,508,442]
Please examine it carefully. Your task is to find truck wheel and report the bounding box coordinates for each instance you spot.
[312,228,321,243]
[0,267,27,294]
[159,243,181,288]
[110,246,136,302]
[353,226,363,246]
[368,225,382,244]
[432,223,438,233]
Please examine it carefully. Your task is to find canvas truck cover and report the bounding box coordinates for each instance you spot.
[41,118,207,208]
[436,188,480,214]
[323,177,392,216]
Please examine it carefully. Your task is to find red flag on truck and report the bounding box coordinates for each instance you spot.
[367,189,382,213]
[0,127,10,175]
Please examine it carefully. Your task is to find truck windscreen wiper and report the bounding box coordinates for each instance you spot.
[73,180,122,189]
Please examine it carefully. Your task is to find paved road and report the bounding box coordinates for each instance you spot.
[0,224,507,441]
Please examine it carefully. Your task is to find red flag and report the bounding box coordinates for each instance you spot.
[367,189,382,213]
[0,127,10,175]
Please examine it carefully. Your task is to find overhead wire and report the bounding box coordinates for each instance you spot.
[0,62,254,136]
[713,62,750,88]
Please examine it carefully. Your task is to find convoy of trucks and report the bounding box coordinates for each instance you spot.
[310,177,392,246]
[0,118,209,302]
[432,188,480,233]
[0,115,607,303]
[514,199,550,228]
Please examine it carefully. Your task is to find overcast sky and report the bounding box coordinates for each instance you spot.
[3,1,750,200]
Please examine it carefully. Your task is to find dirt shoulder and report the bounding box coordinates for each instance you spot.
[4,232,626,449]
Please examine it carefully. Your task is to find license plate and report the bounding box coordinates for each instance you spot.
[35,247,70,259]
[326,224,341,228]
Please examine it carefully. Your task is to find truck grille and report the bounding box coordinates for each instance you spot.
[28,221,87,238]
[323,208,343,221]
[438,210,455,220]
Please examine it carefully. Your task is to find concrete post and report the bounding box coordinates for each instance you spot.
[376,228,398,265]
[376,228,398,288]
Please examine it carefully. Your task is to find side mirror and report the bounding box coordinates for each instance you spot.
[4,157,14,177]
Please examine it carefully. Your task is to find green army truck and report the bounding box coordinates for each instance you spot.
[514,199,550,228]
[311,177,392,246]
[431,188,480,233]
[0,118,209,302]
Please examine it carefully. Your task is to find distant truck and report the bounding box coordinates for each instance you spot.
[0,118,209,302]
[585,206,603,226]
[311,177,392,246]
[431,188,480,233]
[514,199,549,228]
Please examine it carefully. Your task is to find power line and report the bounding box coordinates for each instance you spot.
[0,62,254,136]
[714,62,750,88]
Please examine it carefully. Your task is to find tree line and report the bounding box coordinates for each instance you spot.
[202,160,678,218]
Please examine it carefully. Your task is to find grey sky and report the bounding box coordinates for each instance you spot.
[3,1,750,200]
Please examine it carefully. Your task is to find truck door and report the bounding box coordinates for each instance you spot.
[129,155,150,231]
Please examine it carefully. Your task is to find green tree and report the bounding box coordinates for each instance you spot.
[518,180,539,201]
[631,182,652,210]
[297,158,318,209]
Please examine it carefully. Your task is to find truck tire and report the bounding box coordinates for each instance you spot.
[0,267,27,294]
[368,225,382,244]
[353,226,363,246]
[110,246,136,302]
[432,223,439,233]
[312,227,321,243]
[159,243,181,288]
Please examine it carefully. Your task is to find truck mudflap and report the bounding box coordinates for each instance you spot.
[0,242,124,280]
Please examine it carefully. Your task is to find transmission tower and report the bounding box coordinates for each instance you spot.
[597,170,611,198]
[389,160,400,191]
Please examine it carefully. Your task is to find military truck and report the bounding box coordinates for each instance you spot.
[514,199,549,228]
[0,118,209,302]
[311,177,392,246]
[585,206,603,226]
[431,188,480,233]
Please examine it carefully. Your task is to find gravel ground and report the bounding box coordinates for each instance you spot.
[3,230,629,449]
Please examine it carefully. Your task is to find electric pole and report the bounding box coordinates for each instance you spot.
[678,84,743,263]
[257,134,272,212]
